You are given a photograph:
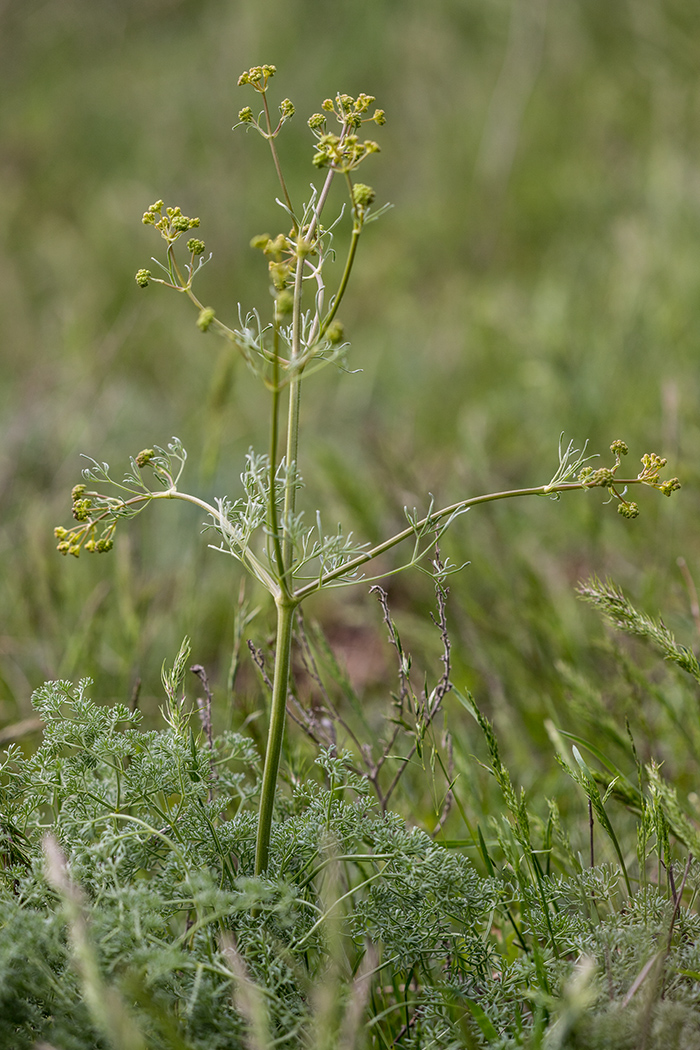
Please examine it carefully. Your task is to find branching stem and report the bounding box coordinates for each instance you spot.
[261,91,296,228]
[292,478,652,602]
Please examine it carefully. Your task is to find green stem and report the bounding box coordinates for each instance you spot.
[317,171,362,339]
[279,162,343,566]
[255,596,297,874]
[282,376,302,572]
[261,92,296,229]
[151,489,280,596]
[292,478,651,601]
[268,321,287,587]
[281,224,307,569]
[320,224,360,338]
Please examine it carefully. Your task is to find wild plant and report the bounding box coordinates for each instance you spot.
[53,65,680,883]
[0,673,502,1048]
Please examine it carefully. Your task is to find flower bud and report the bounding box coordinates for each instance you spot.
[660,477,681,496]
[325,321,345,345]
[586,467,615,488]
[617,501,640,519]
[269,261,290,290]
[72,499,91,522]
[197,307,216,332]
[352,183,375,209]
[275,290,294,317]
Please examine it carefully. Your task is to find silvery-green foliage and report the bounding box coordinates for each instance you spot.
[0,683,503,1049]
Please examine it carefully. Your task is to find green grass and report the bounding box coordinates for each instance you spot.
[2,3,700,1043]
[2,0,698,716]
[1,0,698,837]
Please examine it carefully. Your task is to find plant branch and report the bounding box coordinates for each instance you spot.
[261,90,296,227]
[292,477,659,602]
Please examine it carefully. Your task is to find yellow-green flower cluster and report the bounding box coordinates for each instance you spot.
[142,201,200,244]
[581,467,616,488]
[638,452,667,486]
[274,291,294,317]
[352,184,376,209]
[617,501,640,519]
[312,133,380,173]
[578,441,681,522]
[325,321,345,345]
[307,93,384,172]
[135,448,155,468]
[54,487,115,557]
[237,65,276,89]
[637,452,680,495]
[250,232,297,291]
[659,477,681,496]
[352,183,376,219]
[309,93,385,132]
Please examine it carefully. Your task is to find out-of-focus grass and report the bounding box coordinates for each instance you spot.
[1,0,699,817]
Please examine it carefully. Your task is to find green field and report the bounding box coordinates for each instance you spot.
[2,2,700,1045]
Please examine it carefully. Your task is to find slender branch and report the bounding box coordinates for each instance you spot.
[281,267,304,569]
[318,170,362,338]
[268,320,287,589]
[307,164,339,243]
[90,487,280,598]
[168,491,280,595]
[292,478,656,602]
[261,91,296,227]
[320,225,360,338]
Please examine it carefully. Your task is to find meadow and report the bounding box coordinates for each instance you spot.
[2,1,700,1046]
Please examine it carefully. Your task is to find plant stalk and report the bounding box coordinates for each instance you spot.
[268,320,287,586]
[292,479,652,601]
[255,596,297,874]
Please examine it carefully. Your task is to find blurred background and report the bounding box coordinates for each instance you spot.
[1,0,699,816]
